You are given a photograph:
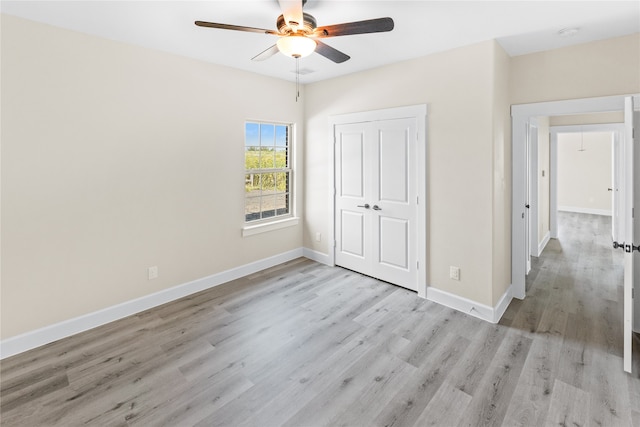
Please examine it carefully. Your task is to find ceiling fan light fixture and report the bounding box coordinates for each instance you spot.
[277,34,317,58]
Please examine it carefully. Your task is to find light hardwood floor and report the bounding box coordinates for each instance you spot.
[2,212,639,426]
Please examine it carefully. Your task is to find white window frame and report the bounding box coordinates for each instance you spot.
[242,121,298,236]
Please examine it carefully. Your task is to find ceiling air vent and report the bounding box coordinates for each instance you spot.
[292,68,315,75]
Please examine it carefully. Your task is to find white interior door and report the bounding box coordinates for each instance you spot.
[371,119,417,287]
[334,122,371,275]
[335,118,417,291]
[623,96,635,373]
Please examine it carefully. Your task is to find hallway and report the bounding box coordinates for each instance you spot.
[501,211,640,425]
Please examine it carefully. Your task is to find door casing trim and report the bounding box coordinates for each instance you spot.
[511,94,639,300]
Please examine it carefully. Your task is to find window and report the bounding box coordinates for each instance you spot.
[244,121,291,223]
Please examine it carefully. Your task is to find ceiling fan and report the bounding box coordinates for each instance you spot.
[195,0,394,63]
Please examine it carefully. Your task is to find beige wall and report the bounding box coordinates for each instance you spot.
[557,132,613,213]
[491,42,512,305]
[550,112,624,127]
[305,40,507,307]
[510,34,640,104]
[537,117,550,246]
[1,15,304,339]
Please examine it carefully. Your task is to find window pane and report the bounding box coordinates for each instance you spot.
[276,193,289,216]
[260,148,276,169]
[261,173,276,192]
[245,196,261,222]
[245,123,259,146]
[261,194,277,218]
[275,172,289,193]
[245,147,260,170]
[260,124,275,147]
[246,174,261,195]
[275,125,288,147]
[275,148,287,168]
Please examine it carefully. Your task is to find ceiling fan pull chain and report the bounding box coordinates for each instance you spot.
[296,56,300,102]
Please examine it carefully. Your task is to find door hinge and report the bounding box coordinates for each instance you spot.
[417,261,419,270]
[416,196,419,205]
[333,240,337,248]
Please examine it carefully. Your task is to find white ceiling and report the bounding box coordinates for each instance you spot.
[2,1,639,83]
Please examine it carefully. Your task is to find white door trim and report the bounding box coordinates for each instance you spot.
[329,104,428,297]
[512,94,640,300]
[528,118,539,262]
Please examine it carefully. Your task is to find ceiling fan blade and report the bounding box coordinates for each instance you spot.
[252,44,280,61]
[195,21,279,35]
[278,0,304,29]
[315,40,350,63]
[314,17,394,38]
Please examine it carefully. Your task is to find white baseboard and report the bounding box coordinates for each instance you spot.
[302,247,332,265]
[426,285,513,324]
[558,206,612,216]
[537,231,551,256]
[0,248,304,360]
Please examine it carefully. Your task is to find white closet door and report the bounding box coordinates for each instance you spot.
[334,118,417,291]
[371,118,417,289]
[334,122,372,275]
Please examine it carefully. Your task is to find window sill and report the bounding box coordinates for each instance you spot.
[242,217,299,237]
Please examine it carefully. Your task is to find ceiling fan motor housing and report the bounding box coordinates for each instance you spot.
[277,13,317,34]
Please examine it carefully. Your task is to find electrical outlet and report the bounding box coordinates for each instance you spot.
[148,266,158,280]
[449,266,460,281]
[315,232,322,242]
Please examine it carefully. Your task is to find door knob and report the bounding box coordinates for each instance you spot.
[357,204,370,209]
[608,188,613,191]
[372,205,382,211]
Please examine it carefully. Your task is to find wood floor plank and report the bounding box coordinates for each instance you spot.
[447,322,508,396]
[501,309,566,426]
[555,313,591,390]
[239,329,403,427]
[585,351,632,426]
[413,380,472,427]
[543,379,590,427]
[371,333,470,427]
[456,330,533,427]
[127,371,254,426]
[281,344,416,427]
